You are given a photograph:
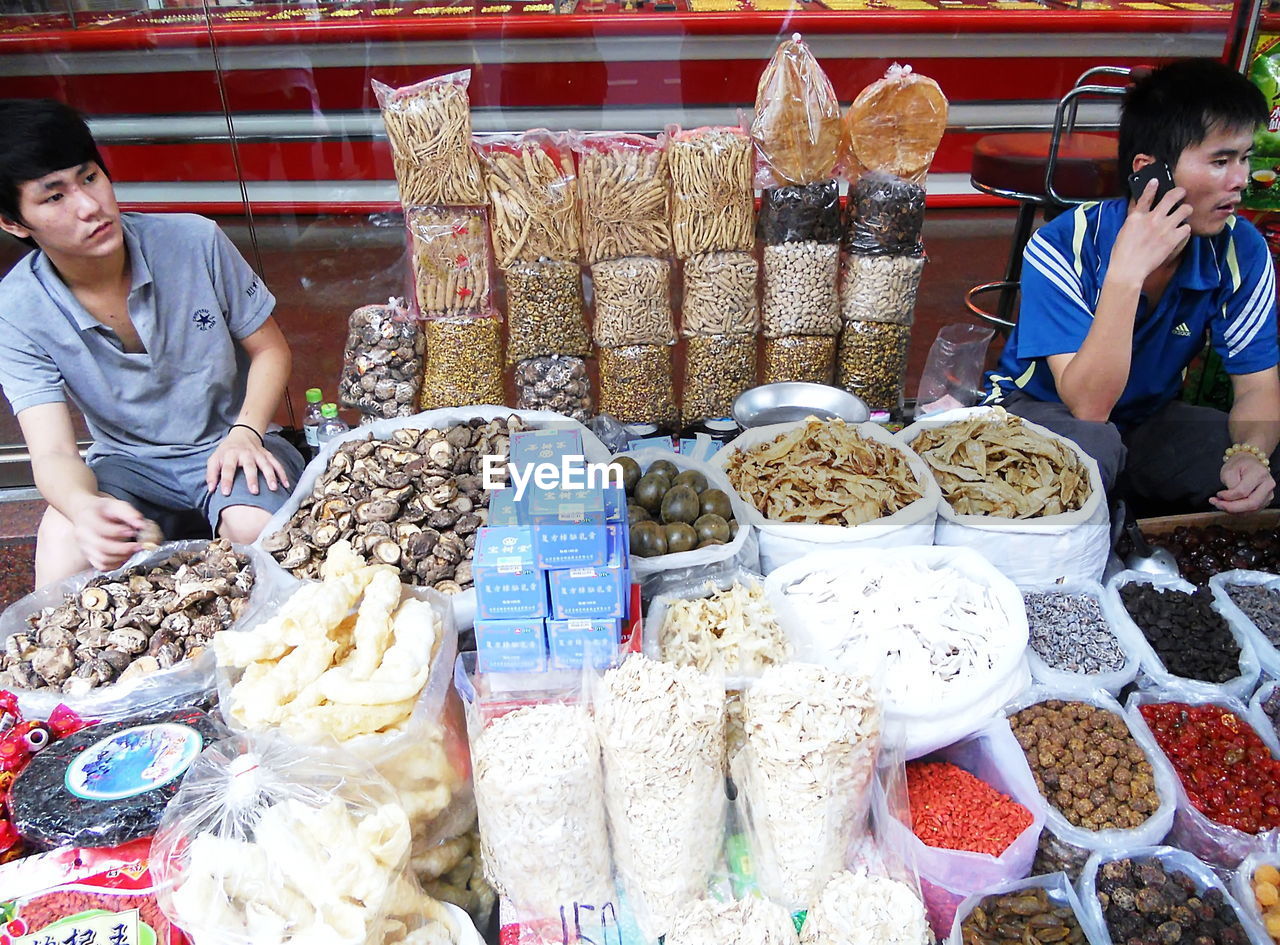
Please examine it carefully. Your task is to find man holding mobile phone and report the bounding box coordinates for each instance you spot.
[984,58,1280,515]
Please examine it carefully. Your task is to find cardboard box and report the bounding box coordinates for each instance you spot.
[475,618,548,673]
[546,618,621,670]
[486,488,523,528]
[474,526,547,618]
[548,524,629,619]
[474,527,537,569]
[527,484,605,525]
[509,428,584,473]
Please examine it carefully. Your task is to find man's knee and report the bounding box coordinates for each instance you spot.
[35,506,88,588]
[217,505,273,545]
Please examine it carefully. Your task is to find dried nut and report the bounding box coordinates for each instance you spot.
[839,255,925,326]
[681,252,759,336]
[591,257,675,347]
[761,334,836,385]
[761,241,840,338]
[683,334,757,421]
[836,320,911,413]
[418,317,505,410]
[598,344,679,427]
[503,260,590,364]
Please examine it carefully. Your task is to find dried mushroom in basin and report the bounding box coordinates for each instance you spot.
[910,408,1091,518]
[723,418,924,526]
[1,539,254,695]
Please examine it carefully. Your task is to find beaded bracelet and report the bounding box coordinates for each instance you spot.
[1223,442,1270,468]
[229,423,265,447]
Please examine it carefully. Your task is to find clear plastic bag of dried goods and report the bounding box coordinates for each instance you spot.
[757,179,841,246]
[373,71,485,208]
[842,64,948,189]
[837,319,912,413]
[1209,569,1280,679]
[513,354,593,423]
[751,33,845,187]
[407,206,493,318]
[842,172,927,258]
[456,654,616,929]
[730,662,883,909]
[682,251,759,337]
[477,130,580,268]
[761,241,841,338]
[598,343,679,428]
[1078,845,1269,945]
[759,334,836,385]
[1002,685,1177,859]
[949,872,1109,945]
[592,653,728,939]
[1103,571,1262,701]
[667,125,756,258]
[590,256,676,347]
[839,254,926,327]
[684,334,757,422]
[913,323,994,417]
[154,732,467,945]
[875,719,1046,938]
[339,299,425,421]
[575,132,673,265]
[418,315,506,409]
[503,259,591,364]
[1124,688,1280,872]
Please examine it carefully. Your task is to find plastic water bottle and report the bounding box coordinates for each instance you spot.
[316,403,349,447]
[302,388,324,450]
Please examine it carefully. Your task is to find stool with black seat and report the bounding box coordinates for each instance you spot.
[966,66,1143,332]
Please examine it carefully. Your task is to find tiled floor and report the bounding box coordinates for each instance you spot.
[0,204,1023,595]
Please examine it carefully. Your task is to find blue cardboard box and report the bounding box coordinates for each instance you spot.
[625,434,677,453]
[602,485,627,523]
[527,484,606,525]
[474,526,537,569]
[486,488,523,528]
[473,526,546,619]
[475,618,548,673]
[548,524,629,619]
[509,429,584,473]
[546,618,622,670]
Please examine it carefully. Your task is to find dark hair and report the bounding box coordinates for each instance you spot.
[1119,59,1267,175]
[0,99,108,248]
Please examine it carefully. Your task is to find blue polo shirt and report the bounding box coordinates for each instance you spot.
[984,199,1278,429]
[0,212,275,460]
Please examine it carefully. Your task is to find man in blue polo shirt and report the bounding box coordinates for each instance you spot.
[0,100,305,586]
[985,59,1280,515]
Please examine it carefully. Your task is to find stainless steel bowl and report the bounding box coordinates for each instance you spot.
[732,383,870,428]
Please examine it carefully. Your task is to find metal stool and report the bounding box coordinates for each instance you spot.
[966,66,1142,332]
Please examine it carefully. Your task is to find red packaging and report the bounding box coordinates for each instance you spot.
[0,838,186,945]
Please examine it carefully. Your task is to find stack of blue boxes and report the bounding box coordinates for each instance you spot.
[473,429,630,674]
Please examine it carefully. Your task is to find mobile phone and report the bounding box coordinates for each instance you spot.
[1127,162,1179,209]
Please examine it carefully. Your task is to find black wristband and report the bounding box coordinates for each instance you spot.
[229,423,265,446]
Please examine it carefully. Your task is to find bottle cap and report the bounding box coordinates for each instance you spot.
[321,403,338,419]
[306,388,322,403]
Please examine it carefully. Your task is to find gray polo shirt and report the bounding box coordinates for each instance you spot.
[0,212,275,460]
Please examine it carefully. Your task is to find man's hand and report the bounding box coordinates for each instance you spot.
[205,426,290,497]
[1112,179,1193,283]
[71,494,150,572]
[1211,452,1276,514]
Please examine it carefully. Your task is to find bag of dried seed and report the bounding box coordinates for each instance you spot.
[759,334,836,385]
[476,130,580,268]
[1209,569,1280,680]
[682,251,759,337]
[750,32,844,188]
[597,343,679,428]
[839,253,926,326]
[338,299,424,421]
[836,319,911,413]
[407,206,493,318]
[373,71,485,208]
[574,132,673,265]
[666,125,755,258]
[418,315,506,409]
[1014,581,1138,696]
[761,240,841,338]
[683,334,757,423]
[503,259,591,364]
[948,872,1108,945]
[513,354,593,423]
[590,256,676,347]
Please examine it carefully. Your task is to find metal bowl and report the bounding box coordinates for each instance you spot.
[732,383,870,429]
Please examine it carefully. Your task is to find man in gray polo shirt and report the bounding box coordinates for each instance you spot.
[0,99,305,586]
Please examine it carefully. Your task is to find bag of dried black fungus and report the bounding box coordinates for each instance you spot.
[843,171,927,257]
[11,707,226,851]
[757,179,841,245]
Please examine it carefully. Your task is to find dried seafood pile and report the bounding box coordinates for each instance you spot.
[735,663,881,906]
[665,896,800,945]
[595,656,725,936]
[471,702,612,918]
[911,409,1091,518]
[658,580,790,677]
[1,540,253,695]
[724,419,924,527]
[264,417,526,589]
